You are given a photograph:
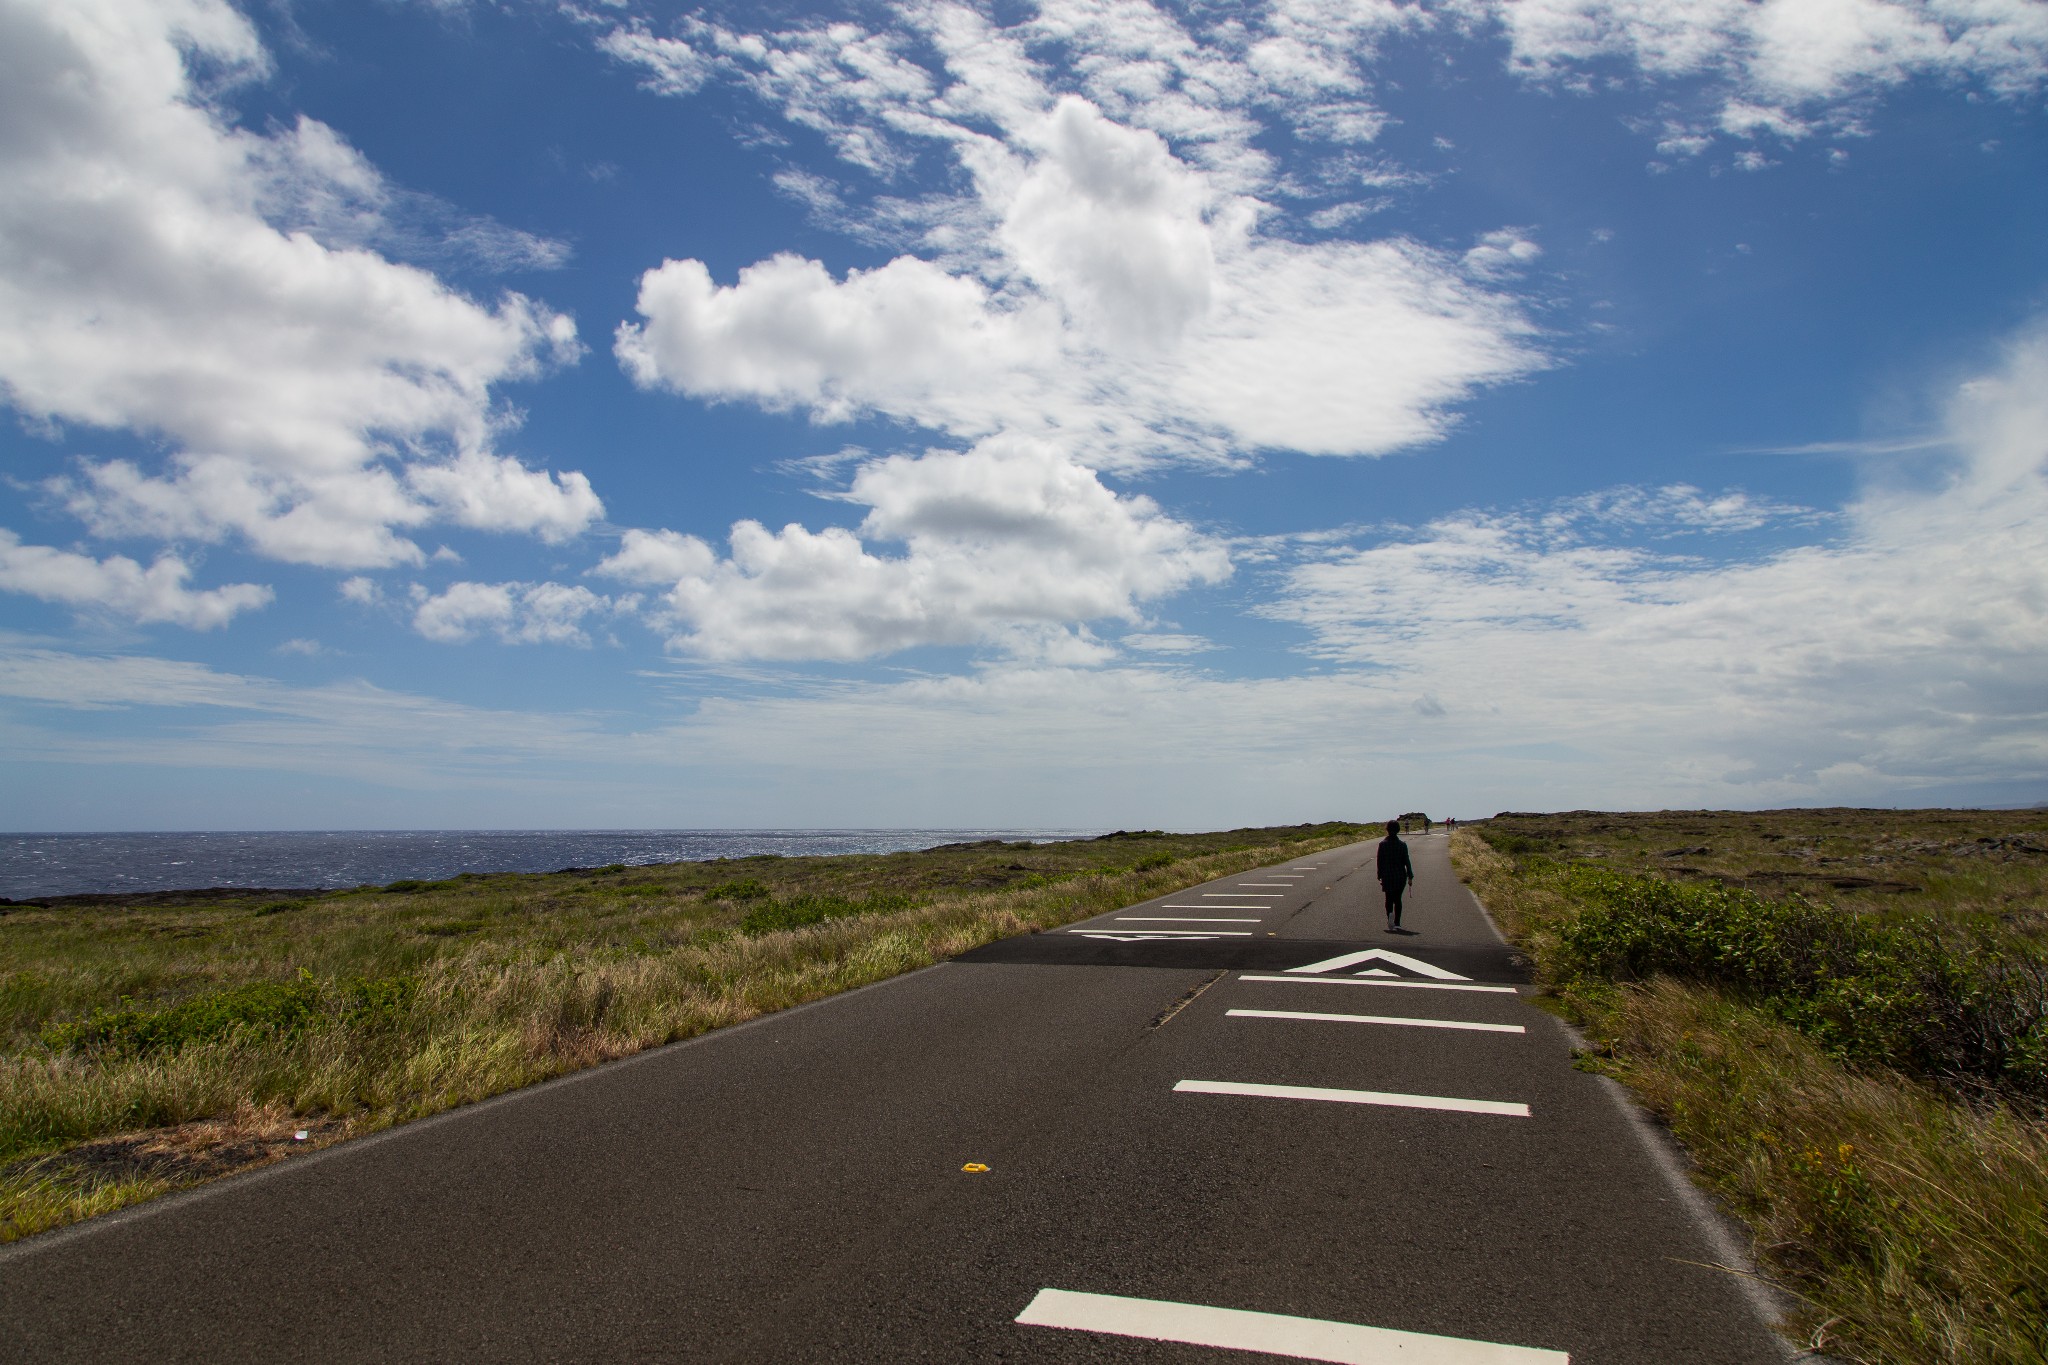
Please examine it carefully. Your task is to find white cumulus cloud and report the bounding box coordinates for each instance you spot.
[0,531,271,629]
[596,437,1231,661]
[608,5,1546,472]
[411,580,632,647]
[0,0,599,580]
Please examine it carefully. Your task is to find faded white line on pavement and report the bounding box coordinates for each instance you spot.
[1204,892,1284,898]
[1175,1079,1529,1118]
[1015,1288,1567,1363]
[1239,974,1518,995]
[1228,1008,1525,1034]
[1070,929,1253,937]
[1117,916,1262,922]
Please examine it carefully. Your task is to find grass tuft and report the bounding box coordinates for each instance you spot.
[1454,812,2048,1364]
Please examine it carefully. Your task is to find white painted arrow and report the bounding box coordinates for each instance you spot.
[1285,948,1471,980]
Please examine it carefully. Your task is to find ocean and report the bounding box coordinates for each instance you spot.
[0,829,1102,901]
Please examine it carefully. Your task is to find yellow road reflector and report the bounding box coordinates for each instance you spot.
[962,1162,990,1173]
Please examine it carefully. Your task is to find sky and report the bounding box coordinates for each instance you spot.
[1,0,2045,832]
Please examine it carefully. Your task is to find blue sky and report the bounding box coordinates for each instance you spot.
[2,0,2045,831]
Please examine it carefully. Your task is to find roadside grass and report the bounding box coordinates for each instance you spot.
[1453,813,2048,1365]
[0,822,1366,1242]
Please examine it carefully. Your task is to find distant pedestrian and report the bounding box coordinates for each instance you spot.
[1377,819,1414,932]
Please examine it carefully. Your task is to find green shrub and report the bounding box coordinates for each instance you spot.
[1480,830,1553,858]
[739,893,915,936]
[43,979,322,1056]
[704,879,771,902]
[1544,864,2048,1109]
[41,973,418,1056]
[338,976,415,1030]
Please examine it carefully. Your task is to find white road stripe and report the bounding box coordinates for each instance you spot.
[1161,903,1269,909]
[1239,974,1518,994]
[1015,1289,1568,1363]
[1228,1008,1525,1034]
[1175,1079,1530,1118]
[1236,883,1291,887]
[1072,934,1229,942]
[1204,892,1284,898]
[1117,916,1262,922]
[1071,929,1253,936]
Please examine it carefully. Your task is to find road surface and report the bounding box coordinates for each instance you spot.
[2,835,1791,1362]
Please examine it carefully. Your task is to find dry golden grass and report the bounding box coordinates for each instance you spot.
[1452,817,2048,1364]
[1,823,1367,1242]
[1598,981,2048,1364]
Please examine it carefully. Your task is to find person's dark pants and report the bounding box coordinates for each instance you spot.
[1381,878,1405,927]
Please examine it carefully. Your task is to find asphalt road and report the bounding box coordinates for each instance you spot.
[2,835,1793,1363]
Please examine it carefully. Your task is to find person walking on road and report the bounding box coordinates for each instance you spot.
[1378,819,1414,932]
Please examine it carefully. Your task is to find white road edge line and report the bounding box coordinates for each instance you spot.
[1238,974,1518,995]
[1015,1288,1568,1364]
[1175,1079,1530,1118]
[1227,1008,1525,1034]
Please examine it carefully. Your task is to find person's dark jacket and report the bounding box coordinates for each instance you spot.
[1376,834,1413,887]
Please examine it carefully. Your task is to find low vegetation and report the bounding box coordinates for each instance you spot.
[0,822,1367,1242]
[1453,809,2048,1365]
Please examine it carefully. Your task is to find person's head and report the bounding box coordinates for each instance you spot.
[1386,819,1400,837]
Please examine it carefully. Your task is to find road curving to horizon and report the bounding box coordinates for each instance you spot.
[1,834,1794,1363]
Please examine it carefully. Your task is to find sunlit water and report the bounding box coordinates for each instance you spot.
[0,828,1102,900]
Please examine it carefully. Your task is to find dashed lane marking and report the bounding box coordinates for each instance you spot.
[1116,916,1263,922]
[1227,1008,1525,1034]
[1069,929,1254,937]
[1238,974,1518,995]
[1069,934,1234,943]
[1236,883,1292,887]
[1204,892,1285,898]
[1175,1079,1530,1118]
[1015,1288,1568,1364]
